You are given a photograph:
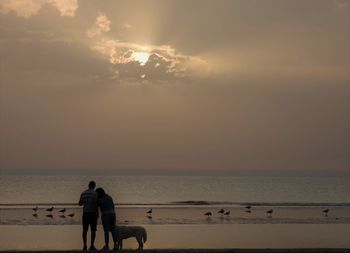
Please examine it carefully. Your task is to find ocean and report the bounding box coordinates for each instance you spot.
[1,175,350,205]
[1,175,350,250]
[1,175,350,226]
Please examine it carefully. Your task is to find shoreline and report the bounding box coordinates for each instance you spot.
[1,202,350,207]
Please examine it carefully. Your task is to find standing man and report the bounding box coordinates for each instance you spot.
[79,181,98,251]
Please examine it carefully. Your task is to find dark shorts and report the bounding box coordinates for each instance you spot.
[101,213,116,232]
[82,212,98,232]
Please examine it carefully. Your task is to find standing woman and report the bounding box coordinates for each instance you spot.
[96,188,118,251]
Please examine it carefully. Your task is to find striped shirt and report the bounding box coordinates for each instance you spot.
[79,189,98,213]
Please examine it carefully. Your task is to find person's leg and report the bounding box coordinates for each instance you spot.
[82,230,88,250]
[91,230,96,248]
[104,229,110,247]
[90,213,97,250]
[110,214,118,250]
[82,213,88,250]
[101,215,110,249]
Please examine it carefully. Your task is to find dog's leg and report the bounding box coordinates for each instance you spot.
[116,240,120,251]
[119,239,123,250]
[136,236,143,250]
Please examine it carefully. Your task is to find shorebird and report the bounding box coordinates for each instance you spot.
[32,206,38,212]
[147,215,152,220]
[266,209,273,217]
[46,214,53,219]
[32,213,38,218]
[323,209,330,216]
[146,208,153,215]
[204,212,212,218]
[218,208,225,214]
[46,206,54,212]
[59,208,66,213]
[245,205,252,210]
[224,210,230,216]
[59,214,66,218]
[67,213,75,217]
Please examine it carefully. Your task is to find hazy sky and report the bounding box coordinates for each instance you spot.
[0,0,349,174]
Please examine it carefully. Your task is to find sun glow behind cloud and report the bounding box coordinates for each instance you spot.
[132,52,150,66]
[85,13,210,80]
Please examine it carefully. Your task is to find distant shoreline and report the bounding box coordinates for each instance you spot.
[1,201,350,207]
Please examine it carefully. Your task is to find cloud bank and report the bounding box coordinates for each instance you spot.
[0,0,78,17]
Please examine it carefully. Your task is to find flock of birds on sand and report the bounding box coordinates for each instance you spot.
[31,206,332,220]
[32,206,75,219]
[203,206,331,219]
[145,206,331,220]
[203,205,274,219]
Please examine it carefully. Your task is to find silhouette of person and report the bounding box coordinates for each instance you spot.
[79,181,98,251]
[96,187,118,251]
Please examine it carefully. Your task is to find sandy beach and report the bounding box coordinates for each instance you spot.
[1,203,350,251]
[1,224,350,251]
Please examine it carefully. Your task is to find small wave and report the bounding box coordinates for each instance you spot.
[171,200,350,207]
[1,201,350,208]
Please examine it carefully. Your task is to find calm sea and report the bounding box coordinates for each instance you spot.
[1,175,350,226]
[1,175,349,205]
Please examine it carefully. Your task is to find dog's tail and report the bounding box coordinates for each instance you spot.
[142,228,147,243]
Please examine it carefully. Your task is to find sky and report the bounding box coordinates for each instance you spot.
[0,0,349,175]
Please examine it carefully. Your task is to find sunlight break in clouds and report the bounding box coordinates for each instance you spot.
[91,39,208,79]
[0,0,78,17]
[87,13,210,80]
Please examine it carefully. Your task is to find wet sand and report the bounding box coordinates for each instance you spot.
[1,224,350,251]
[2,205,350,225]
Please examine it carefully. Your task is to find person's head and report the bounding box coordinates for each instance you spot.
[95,187,106,199]
[88,181,96,190]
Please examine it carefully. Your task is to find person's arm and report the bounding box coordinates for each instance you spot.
[78,193,84,206]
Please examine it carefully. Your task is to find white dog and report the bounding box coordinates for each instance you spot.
[114,226,147,250]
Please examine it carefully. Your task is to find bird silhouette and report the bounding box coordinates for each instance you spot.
[46,214,53,219]
[32,213,38,218]
[46,207,54,212]
[32,206,38,212]
[147,215,152,220]
[59,215,66,218]
[266,209,273,217]
[67,213,75,217]
[218,208,225,214]
[59,208,66,213]
[245,205,252,210]
[323,209,330,216]
[204,212,212,217]
[224,210,230,216]
[146,208,152,214]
